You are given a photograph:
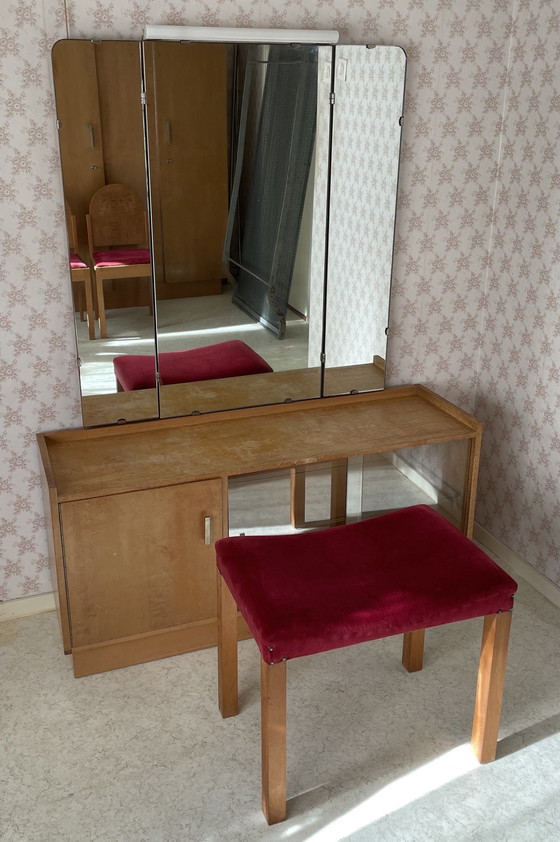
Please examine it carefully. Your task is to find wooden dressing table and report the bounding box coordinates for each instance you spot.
[38,385,482,677]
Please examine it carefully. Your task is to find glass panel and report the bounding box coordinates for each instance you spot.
[51,40,158,426]
[144,41,328,418]
[228,439,468,537]
[322,45,407,397]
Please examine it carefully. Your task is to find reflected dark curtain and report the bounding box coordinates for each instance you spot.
[227,45,318,338]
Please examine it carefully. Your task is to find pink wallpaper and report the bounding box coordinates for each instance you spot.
[475,0,560,583]
[1,0,559,602]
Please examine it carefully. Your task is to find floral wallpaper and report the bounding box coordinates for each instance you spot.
[1,0,559,602]
[307,44,406,369]
[474,0,560,581]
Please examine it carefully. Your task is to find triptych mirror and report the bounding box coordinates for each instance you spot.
[52,35,406,427]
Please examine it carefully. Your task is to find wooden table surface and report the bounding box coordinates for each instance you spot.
[41,384,481,505]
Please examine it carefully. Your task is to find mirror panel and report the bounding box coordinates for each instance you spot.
[145,41,327,418]
[52,39,158,426]
[52,37,406,427]
[321,45,406,396]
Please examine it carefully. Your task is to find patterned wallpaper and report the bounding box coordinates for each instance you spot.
[1,0,559,602]
[475,1,560,582]
[325,44,406,368]
[307,44,406,369]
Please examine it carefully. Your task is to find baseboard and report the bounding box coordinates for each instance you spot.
[0,592,56,623]
[474,523,560,609]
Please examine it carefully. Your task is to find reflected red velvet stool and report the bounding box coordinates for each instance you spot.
[215,504,517,824]
[113,340,272,391]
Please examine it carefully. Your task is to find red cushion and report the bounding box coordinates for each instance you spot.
[93,248,150,267]
[216,505,517,664]
[113,340,273,391]
[70,253,87,269]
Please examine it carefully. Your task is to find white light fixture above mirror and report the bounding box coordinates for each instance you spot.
[143,25,339,45]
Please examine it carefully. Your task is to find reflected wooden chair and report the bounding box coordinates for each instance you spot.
[86,183,152,339]
[216,504,517,824]
[66,202,96,340]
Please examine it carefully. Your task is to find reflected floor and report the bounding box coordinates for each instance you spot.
[76,286,309,396]
[229,453,442,536]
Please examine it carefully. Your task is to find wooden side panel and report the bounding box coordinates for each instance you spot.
[52,40,106,249]
[37,435,72,654]
[60,479,223,648]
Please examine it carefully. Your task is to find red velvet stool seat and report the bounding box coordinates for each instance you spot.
[113,340,273,391]
[216,504,517,824]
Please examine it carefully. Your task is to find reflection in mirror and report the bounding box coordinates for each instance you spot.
[52,39,158,426]
[52,37,405,427]
[143,41,328,418]
[309,45,406,396]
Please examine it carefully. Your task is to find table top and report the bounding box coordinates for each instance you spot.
[39,385,481,503]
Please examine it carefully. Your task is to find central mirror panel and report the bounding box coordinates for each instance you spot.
[144,41,328,418]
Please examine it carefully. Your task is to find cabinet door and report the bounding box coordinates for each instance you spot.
[60,480,223,648]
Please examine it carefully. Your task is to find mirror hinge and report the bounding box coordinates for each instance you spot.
[329,92,335,106]
[56,119,61,130]
[320,352,326,364]
[140,90,146,107]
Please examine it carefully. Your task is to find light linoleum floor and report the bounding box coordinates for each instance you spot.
[3,473,560,841]
[76,288,310,396]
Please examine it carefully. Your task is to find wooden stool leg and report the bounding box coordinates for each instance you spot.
[95,271,107,339]
[291,460,348,529]
[290,466,306,528]
[402,629,425,672]
[217,573,238,718]
[330,458,348,523]
[261,659,287,825]
[471,611,512,763]
[83,275,96,340]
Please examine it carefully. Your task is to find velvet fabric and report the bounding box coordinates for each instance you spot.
[113,340,273,391]
[216,505,518,664]
[93,248,150,267]
[69,253,87,269]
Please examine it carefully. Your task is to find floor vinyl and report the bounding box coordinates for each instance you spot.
[3,522,560,840]
[75,288,310,396]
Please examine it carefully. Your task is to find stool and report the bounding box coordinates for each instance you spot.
[215,504,517,824]
[113,340,273,391]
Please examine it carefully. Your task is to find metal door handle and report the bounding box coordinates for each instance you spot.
[204,516,212,546]
[87,123,95,148]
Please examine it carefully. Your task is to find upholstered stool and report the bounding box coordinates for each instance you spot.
[215,504,517,824]
[113,340,273,391]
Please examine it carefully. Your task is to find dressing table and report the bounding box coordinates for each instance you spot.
[40,30,483,678]
[38,385,482,677]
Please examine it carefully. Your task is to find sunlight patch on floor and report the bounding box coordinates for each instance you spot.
[294,744,478,842]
